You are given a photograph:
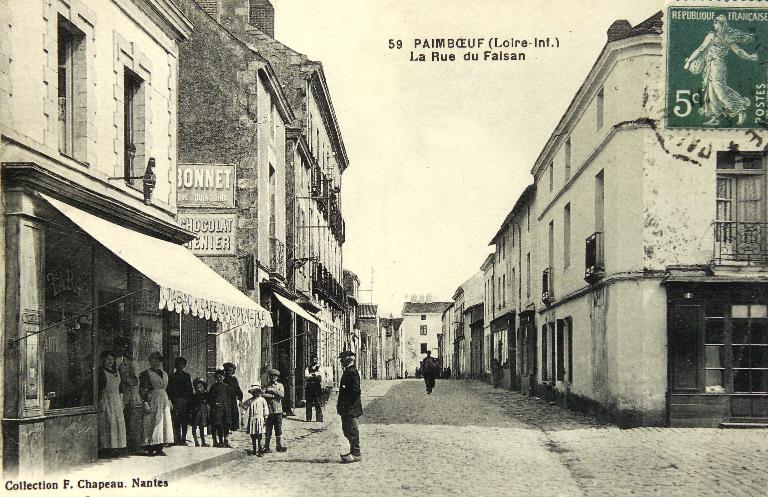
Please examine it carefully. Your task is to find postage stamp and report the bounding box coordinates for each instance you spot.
[666,6,768,129]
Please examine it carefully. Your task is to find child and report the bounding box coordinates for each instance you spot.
[207,369,232,448]
[189,378,210,447]
[240,384,270,456]
[262,368,287,452]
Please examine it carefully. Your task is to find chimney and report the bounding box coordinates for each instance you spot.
[249,0,275,38]
[607,20,632,42]
[426,293,432,303]
[411,294,417,303]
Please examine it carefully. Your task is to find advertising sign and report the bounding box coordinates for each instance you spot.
[178,213,237,255]
[667,7,768,129]
[177,163,235,208]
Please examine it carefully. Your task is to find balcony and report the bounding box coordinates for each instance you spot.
[584,232,605,283]
[714,221,768,265]
[542,267,554,304]
[312,262,346,309]
[270,237,286,276]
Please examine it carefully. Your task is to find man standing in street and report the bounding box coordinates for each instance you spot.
[421,350,438,394]
[337,351,362,464]
[304,356,323,422]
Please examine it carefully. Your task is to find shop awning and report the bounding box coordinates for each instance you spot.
[41,194,272,328]
[274,292,320,326]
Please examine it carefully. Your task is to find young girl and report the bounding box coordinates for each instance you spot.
[207,369,231,448]
[240,384,270,456]
[189,378,210,447]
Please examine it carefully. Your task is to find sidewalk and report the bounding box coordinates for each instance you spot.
[60,380,393,483]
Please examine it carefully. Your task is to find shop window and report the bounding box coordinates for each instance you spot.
[731,304,768,393]
[44,227,94,410]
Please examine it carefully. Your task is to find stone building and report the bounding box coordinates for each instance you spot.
[357,303,381,379]
[381,316,403,379]
[488,10,768,426]
[440,303,455,376]
[400,299,452,378]
[450,273,484,378]
[0,0,272,475]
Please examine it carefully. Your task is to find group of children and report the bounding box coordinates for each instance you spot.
[169,358,287,456]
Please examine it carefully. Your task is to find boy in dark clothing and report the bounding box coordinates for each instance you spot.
[166,357,193,445]
[222,362,243,433]
[207,369,232,447]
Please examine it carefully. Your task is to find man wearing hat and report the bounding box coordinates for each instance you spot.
[421,350,438,394]
[337,350,362,463]
[262,368,287,453]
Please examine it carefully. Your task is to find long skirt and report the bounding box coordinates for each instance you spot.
[141,390,174,446]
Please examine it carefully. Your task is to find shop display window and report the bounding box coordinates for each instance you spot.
[43,228,94,409]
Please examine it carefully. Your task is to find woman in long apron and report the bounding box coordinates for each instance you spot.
[138,351,174,456]
[98,350,126,456]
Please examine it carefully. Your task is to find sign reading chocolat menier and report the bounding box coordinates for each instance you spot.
[178,213,237,255]
[177,163,235,208]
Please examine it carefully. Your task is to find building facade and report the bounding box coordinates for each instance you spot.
[357,304,381,379]
[381,316,403,379]
[400,300,452,377]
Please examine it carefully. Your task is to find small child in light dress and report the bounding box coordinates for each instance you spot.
[240,384,270,457]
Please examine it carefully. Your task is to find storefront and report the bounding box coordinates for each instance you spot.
[3,184,271,476]
[667,279,768,426]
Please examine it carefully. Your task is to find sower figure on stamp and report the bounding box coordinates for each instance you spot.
[337,350,362,464]
[304,356,323,422]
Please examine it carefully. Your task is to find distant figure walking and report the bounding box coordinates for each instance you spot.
[337,351,362,463]
[421,351,438,394]
[304,356,323,422]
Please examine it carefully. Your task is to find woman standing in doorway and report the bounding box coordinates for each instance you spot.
[98,350,126,456]
[139,351,174,456]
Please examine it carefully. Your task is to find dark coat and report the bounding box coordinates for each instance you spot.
[166,370,193,401]
[336,365,362,418]
[223,375,243,430]
[207,382,232,427]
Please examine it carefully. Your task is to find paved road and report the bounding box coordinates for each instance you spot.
[180,379,768,497]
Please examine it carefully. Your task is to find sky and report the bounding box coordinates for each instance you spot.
[272,0,665,315]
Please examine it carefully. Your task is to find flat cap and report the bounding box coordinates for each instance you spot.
[268,368,280,376]
[338,350,356,359]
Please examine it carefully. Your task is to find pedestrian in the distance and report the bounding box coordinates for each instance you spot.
[262,369,287,453]
[167,356,193,445]
[304,356,323,422]
[207,369,232,447]
[337,350,362,464]
[222,362,243,434]
[240,384,270,456]
[189,378,210,447]
[421,350,438,394]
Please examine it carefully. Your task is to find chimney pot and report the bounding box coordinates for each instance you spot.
[249,0,275,38]
[607,19,632,42]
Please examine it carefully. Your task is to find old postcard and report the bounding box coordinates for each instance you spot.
[1,0,767,496]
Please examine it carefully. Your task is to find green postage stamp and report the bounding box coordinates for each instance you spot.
[667,7,768,129]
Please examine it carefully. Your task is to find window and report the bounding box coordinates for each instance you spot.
[556,320,565,382]
[57,17,86,159]
[596,87,604,129]
[420,343,428,354]
[731,304,768,394]
[548,220,554,270]
[270,102,276,140]
[564,138,572,181]
[595,170,605,233]
[421,314,426,320]
[526,253,531,299]
[526,205,530,232]
[123,68,145,187]
[541,324,549,381]
[420,325,428,335]
[548,161,554,191]
[502,274,506,307]
[564,203,571,268]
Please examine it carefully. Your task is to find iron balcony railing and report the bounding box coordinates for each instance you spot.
[584,231,605,282]
[714,221,768,264]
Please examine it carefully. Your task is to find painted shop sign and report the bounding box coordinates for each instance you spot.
[178,213,237,255]
[177,163,235,208]
[667,7,768,129]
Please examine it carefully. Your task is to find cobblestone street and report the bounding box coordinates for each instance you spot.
[180,380,768,497]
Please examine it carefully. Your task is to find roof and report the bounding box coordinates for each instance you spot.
[530,11,662,178]
[358,303,378,319]
[480,252,495,272]
[402,301,453,315]
[380,317,403,330]
[489,184,536,245]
